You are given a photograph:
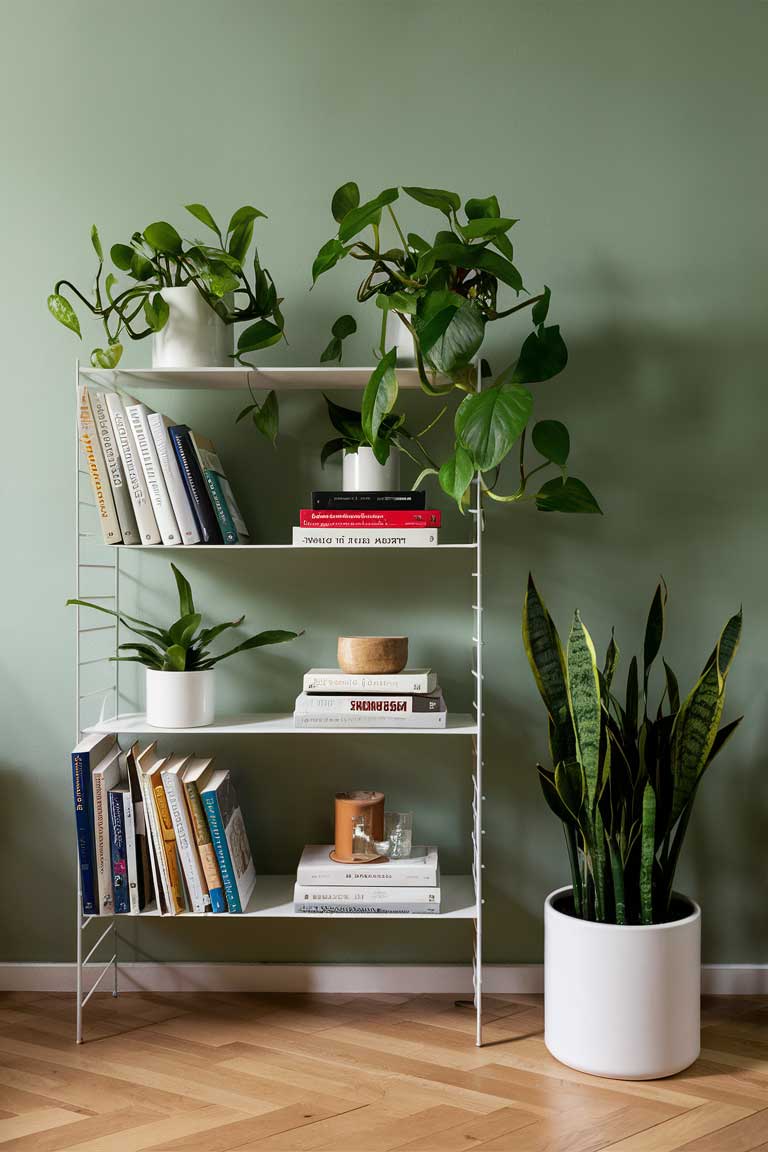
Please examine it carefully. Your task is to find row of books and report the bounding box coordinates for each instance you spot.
[294,844,441,913]
[71,733,256,916]
[79,385,249,546]
[294,668,447,728]
[293,489,440,547]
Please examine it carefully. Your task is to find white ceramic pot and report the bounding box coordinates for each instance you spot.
[152,284,234,368]
[385,310,417,366]
[544,886,701,1079]
[342,446,400,492]
[145,669,215,728]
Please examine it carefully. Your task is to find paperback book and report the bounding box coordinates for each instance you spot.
[293,705,446,729]
[293,527,437,547]
[303,668,437,693]
[147,412,201,545]
[190,432,249,545]
[90,390,140,544]
[182,758,227,913]
[311,490,427,510]
[106,393,161,544]
[297,845,439,887]
[168,424,223,545]
[125,400,182,546]
[161,755,211,914]
[299,510,441,529]
[293,884,441,914]
[91,744,122,913]
[71,734,116,915]
[201,769,256,913]
[294,690,445,716]
[108,786,130,914]
[77,386,121,544]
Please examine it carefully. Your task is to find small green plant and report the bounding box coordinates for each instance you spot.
[523,575,742,925]
[67,563,301,671]
[312,183,599,511]
[320,393,441,472]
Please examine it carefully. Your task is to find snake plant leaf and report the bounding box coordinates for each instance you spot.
[624,655,639,741]
[640,781,656,924]
[702,609,743,678]
[361,348,398,446]
[523,575,576,763]
[555,760,584,823]
[643,581,667,703]
[331,181,360,224]
[566,611,602,811]
[591,804,608,922]
[537,765,576,826]
[455,380,532,472]
[205,628,302,667]
[603,629,619,692]
[164,644,187,672]
[663,659,680,714]
[171,563,195,618]
[703,715,743,771]
[607,836,627,925]
[48,293,81,338]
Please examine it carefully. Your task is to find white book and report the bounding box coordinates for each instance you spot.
[161,756,210,914]
[293,706,446,729]
[91,744,121,913]
[303,668,437,694]
[90,391,140,545]
[293,527,437,547]
[294,883,440,907]
[297,845,439,887]
[106,393,161,544]
[295,690,444,716]
[77,385,121,544]
[147,412,200,545]
[136,743,172,914]
[125,401,181,546]
[122,778,140,915]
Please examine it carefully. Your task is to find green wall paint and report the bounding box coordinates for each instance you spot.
[0,0,765,964]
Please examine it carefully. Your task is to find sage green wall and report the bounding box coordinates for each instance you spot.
[1,0,765,965]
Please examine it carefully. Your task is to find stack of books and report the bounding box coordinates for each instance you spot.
[71,734,256,916]
[79,384,249,546]
[293,490,440,547]
[294,667,447,729]
[294,844,441,914]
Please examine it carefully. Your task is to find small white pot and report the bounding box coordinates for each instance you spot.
[544,886,701,1079]
[152,284,234,369]
[385,311,417,366]
[342,446,400,492]
[145,669,215,728]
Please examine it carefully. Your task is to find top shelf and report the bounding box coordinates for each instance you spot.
[79,365,448,392]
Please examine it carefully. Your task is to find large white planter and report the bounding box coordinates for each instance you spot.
[145,669,215,728]
[152,285,233,369]
[385,311,417,366]
[342,446,400,492]
[544,886,701,1079]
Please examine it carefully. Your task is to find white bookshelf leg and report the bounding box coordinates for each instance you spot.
[472,354,484,1048]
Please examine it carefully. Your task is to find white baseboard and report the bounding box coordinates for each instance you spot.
[0,963,765,995]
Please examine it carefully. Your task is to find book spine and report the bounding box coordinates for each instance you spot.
[91,391,140,544]
[152,781,185,914]
[294,885,440,906]
[183,781,227,913]
[108,791,129,914]
[161,772,209,913]
[122,788,140,915]
[299,511,441,528]
[201,792,241,912]
[304,674,433,693]
[78,387,121,544]
[71,752,97,915]
[203,471,239,545]
[297,868,438,887]
[137,769,167,914]
[168,426,223,544]
[125,403,181,546]
[294,711,446,729]
[312,491,426,510]
[294,902,440,915]
[91,771,113,913]
[106,394,161,544]
[147,413,201,545]
[293,528,437,547]
[295,693,442,715]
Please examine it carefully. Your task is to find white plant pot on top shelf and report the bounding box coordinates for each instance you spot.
[152,284,234,369]
[145,669,215,728]
[544,886,701,1079]
[385,311,417,366]
[342,446,400,492]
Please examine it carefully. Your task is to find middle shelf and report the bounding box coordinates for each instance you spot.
[85,712,478,736]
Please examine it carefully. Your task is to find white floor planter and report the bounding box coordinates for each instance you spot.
[544,886,701,1079]
[342,446,400,492]
[145,669,215,728]
[152,285,234,368]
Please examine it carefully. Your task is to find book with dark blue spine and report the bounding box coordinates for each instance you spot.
[108,787,130,914]
[168,424,223,545]
[71,734,116,916]
[201,769,255,913]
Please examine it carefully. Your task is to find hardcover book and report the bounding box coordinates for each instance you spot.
[294,690,444,715]
[125,400,182,546]
[190,432,249,545]
[303,668,437,693]
[299,509,441,528]
[293,527,437,547]
[121,773,140,915]
[90,390,140,545]
[108,787,130,914]
[77,386,122,544]
[168,424,223,545]
[201,769,255,913]
[124,743,153,911]
[297,845,439,887]
[151,765,186,914]
[106,392,161,544]
[293,883,441,911]
[161,755,211,914]
[312,490,427,510]
[91,744,122,913]
[147,412,201,545]
[136,743,176,914]
[293,706,446,729]
[71,734,116,915]
[181,758,227,913]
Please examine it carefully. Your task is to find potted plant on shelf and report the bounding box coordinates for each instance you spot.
[68,563,301,728]
[48,203,285,382]
[311,182,600,513]
[320,394,442,492]
[523,575,743,1079]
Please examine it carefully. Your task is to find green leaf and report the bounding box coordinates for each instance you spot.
[48,293,81,337]
[523,574,575,763]
[197,617,245,647]
[603,630,620,693]
[338,188,399,243]
[361,348,398,445]
[438,445,474,507]
[164,644,188,672]
[414,299,460,358]
[143,292,169,332]
[323,394,364,440]
[130,251,154,282]
[555,760,584,822]
[643,582,667,701]
[90,225,103,262]
[509,324,568,384]
[143,221,182,255]
[403,185,460,216]
[455,380,532,471]
[320,336,342,363]
[531,285,551,326]
[169,612,202,647]
[532,419,569,466]
[237,319,283,354]
[424,300,485,377]
[663,660,680,714]
[460,217,516,240]
[332,314,357,338]
[105,273,118,302]
[535,477,602,514]
[185,203,222,238]
[236,404,257,423]
[537,766,575,825]
[227,205,266,236]
[321,437,346,467]
[90,344,123,368]
[567,610,602,810]
[253,389,279,445]
[640,781,656,924]
[376,291,419,316]
[312,237,347,283]
[407,232,430,254]
[492,231,516,262]
[331,181,360,224]
[465,195,500,220]
[110,243,134,271]
[228,220,253,263]
[171,563,194,617]
[206,629,300,667]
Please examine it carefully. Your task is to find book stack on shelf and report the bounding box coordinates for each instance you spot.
[294,667,447,728]
[78,384,249,546]
[293,489,440,547]
[294,844,441,914]
[71,733,255,916]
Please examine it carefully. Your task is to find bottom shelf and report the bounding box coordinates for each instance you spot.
[93,875,476,920]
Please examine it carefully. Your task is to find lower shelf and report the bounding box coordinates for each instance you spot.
[85,712,477,735]
[93,875,476,919]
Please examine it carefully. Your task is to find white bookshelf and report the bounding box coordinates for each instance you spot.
[74,360,485,1045]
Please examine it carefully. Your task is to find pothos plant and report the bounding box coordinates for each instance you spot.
[313,183,599,512]
[48,203,284,444]
[320,393,442,472]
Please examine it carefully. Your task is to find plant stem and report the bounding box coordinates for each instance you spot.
[489,292,545,321]
[387,205,409,252]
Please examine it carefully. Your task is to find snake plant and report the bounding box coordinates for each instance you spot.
[68,563,301,671]
[523,575,742,924]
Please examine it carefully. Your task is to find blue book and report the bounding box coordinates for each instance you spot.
[108,788,130,914]
[71,734,116,916]
[167,425,223,545]
[201,769,256,913]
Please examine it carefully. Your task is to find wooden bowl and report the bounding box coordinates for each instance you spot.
[337,636,408,675]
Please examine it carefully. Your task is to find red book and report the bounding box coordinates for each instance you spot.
[299,509,441,528]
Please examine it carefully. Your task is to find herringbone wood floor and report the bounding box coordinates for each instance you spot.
[0,993,764,1150]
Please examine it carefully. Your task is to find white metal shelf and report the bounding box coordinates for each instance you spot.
[85,712,477,736]
[79,365,450,392]
[106,542,476,551]
[89,874,475,920]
